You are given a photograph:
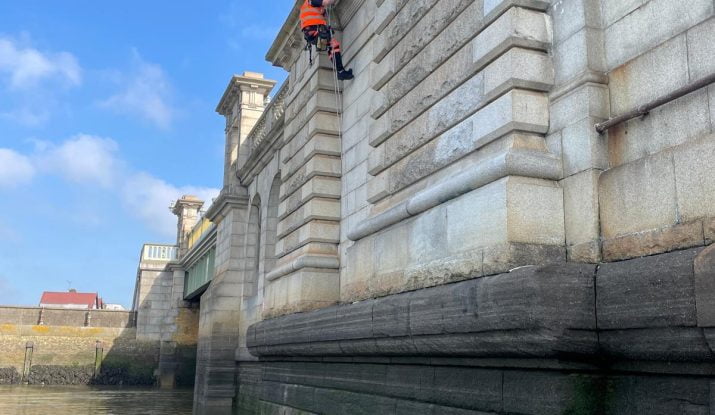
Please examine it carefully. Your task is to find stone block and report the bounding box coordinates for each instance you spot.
[561,116,608,176]
[431,367,502,412]
[366,173,389,203]
[446,179,508,254]
[599,150,677,239]
[673,135,715,222]
[277,198,341,238]
[694,244,715,327]
[608,90,711,168]
[278,176,341,220]
[562,169,601,247]
[280,155,342,202]
[601,220,704,262]
[383,90,550,197]
[482,242,566,276]
[553,27,606,85]
[283,134,342,180]
[503,371,590,415]
[473,7,552,68]
[342,237,375,302]
[550,0,602,43]
[567,240,601,263]
[597,248,700,329]
[606,376,709,415]
[482,47,554,95]
[550,83,609,133]
[604,0,713,69]
[601,0,646,28]
[276,220,340,257]
[371,223,409,296]
[408,207,448,266]
[706,218,715,244]
[505,177,565,246]
[609,34,689,116]
[688,17,715,81]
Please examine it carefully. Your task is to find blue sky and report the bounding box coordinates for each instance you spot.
[0,1,293,307]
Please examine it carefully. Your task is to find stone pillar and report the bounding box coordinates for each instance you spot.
[193,190,250,415]
[264,52,343,318]
[157,267,199,389]
[190,72,276,415]
[172,195,204,258]
[548,0,609,263]
[216,72,277,188]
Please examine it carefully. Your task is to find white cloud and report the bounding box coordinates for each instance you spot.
[39,134,121,188]
[100,52,175,129]
[122,172,219,238]
[0,148,35,188]
[0,106,51,127]
[1,133,219,239]
[0,36,81,89]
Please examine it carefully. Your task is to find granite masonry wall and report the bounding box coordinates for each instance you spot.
[182,0,715,413]
[0,307,158,385]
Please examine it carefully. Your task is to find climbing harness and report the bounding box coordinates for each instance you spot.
[301,3,345,147]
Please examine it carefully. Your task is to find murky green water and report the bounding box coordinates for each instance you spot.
[0,386,193,415]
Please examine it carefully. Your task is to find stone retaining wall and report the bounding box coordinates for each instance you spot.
[239,246,715,414]
[0,307,159,386]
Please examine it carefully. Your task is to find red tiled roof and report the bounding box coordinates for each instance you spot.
[40,292,98,308]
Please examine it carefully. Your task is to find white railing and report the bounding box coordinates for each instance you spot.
[142,244,178,261]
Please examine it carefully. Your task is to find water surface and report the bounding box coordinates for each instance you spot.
[0,386,193,415]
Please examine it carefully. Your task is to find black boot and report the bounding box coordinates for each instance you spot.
[333,52,354,80]
[337,68,354,80]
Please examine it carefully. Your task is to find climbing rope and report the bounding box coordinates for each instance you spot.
[326,6,345,147]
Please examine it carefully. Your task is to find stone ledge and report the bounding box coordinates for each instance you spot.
[248,246,715,363]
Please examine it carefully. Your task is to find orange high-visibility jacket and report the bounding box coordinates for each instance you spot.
[300,0,327,29]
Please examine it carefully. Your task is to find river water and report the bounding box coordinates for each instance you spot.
[0,386,193,415]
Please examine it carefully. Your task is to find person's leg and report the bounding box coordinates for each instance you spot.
[326,27,353,80]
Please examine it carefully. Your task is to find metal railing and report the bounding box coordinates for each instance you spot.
[596,72,715,134]
[187,217,215,251]
[141,244,178,262]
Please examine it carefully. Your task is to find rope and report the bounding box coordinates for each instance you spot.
[326,6,344,148]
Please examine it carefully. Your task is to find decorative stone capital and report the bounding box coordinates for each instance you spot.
[204,185,249,224]
[215,72,277,117]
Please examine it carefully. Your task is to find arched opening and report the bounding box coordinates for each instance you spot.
[245,195,261,297]
[264,174,281,276]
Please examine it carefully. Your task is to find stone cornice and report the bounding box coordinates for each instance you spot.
[216,73,277,116]
[204,186,249,224]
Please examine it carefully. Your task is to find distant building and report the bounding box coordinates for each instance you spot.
[104,304,125,311]
[39,290,103,310]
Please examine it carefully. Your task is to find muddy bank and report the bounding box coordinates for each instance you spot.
[0,365,154,386]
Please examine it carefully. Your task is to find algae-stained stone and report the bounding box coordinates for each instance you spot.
[596,248,700,330]
[695,244,715,327]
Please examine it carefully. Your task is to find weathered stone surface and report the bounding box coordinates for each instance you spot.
[608,90,711,168]
[562,169,601,248]
[599,150,677,240]
[603,0,713,69]
[602,221,704,262]
[695,244,715,327]
[673,135,715,222]
[597,248,700,330]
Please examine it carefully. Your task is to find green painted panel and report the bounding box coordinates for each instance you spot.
[184,248,215,299]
